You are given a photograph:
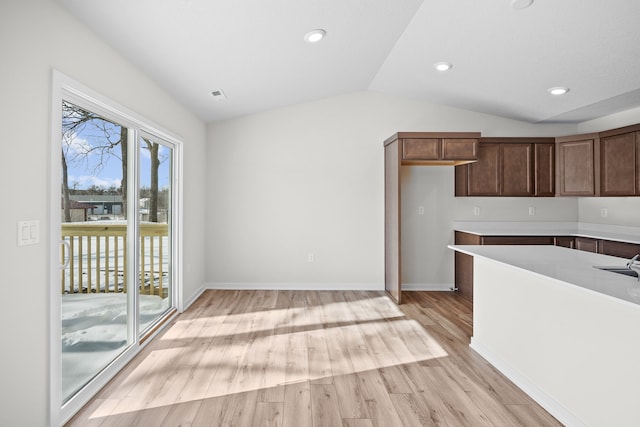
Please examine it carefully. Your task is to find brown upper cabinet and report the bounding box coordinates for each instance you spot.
[466,142,501,196]
[502,143,534,196]
[555,133,599,196]
[556,124,640,197]
[599,125,640,196]
[391,132,480,165]
[455,138,555,197]
[535,143,556,197]
[403,138,440,160]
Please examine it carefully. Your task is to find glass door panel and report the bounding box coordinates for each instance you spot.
[138,135,173,334]
[60,101,131,403]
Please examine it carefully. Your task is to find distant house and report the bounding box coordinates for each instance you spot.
[68,195,124,219]
[61,199,97,222]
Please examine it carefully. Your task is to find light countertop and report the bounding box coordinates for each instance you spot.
[448,244,640,307]
[453,221,640,245]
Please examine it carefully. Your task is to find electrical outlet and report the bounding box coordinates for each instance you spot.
[418,206,424,215]
[473,206,481,216]
[528,206,536,216]
[600,208,608,217]
[307,253,315,263]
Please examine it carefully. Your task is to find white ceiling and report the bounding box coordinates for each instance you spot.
[58,0,640,124]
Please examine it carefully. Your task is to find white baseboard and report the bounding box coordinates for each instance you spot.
[401,283,455,291]
[204,282,385,291]
[182,283,207,311]
[469,338,586,427]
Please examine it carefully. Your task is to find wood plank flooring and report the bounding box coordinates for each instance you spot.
[66,290,562,427]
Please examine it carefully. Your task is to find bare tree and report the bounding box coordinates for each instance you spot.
[120,127,128,217]
[141,138,165,223]
[61,101,127,219]
[61,101,166,223]
[62,149,72,222]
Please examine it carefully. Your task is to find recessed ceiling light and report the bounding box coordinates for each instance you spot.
[548,87,570,96]
[304,29,326,43]
[434,62,453,72]
[510,0,534,10]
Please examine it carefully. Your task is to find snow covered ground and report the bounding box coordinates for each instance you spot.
[60,221,171,401]
[61,293,169,402]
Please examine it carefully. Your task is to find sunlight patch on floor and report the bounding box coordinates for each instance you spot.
[88,298,448,418]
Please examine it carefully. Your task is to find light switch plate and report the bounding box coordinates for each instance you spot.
[17,220,39,246]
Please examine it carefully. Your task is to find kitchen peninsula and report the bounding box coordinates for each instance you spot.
[447,244,640,426]
[453,221,640,300]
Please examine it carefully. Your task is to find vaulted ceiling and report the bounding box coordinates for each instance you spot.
[58,0,640,124]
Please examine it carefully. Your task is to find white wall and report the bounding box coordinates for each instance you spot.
[401,166,578,286]
[577,105,640,134]
[577,197,640,227]
[0,1,207,426]
[206,91,578,289]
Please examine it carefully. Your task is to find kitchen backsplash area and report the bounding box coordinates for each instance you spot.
[453,196,579,222]
[578,197,640,227]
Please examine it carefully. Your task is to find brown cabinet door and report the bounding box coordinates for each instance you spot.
[481,236,554,245]
[599,240,640,259]
[468,143,501,196]
[385,140,402,304]
[636,133,640,195]
[502,144,534,196]
[535,143,555,196]
[557,139,595,196]
[402,138,440,160]
[554,236,575,248]
[454,165,468,196]
[454,231,481,301]
[454,231,482,245]
[600,132,636,196]
[442,138,477,160]
[575,237,599,253]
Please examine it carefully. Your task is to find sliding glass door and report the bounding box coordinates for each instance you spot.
[138,133,173,334]
[60,101,132,403]
[54,81,179,421]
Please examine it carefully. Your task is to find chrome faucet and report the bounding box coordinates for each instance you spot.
[628,254,640,281]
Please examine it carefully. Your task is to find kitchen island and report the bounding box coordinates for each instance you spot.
[453,221,640,245]
[452,221,640,300]
[448,244,640,427]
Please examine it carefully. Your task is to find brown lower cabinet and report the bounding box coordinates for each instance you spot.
[453,232,481,300]
[454,231,640,301]
[600,240,640,258]
[574,236,599,253]
[480,236,554,245]
[554,236,575,248]
[454,232,554,300]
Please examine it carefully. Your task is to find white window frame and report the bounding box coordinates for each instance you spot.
[49,70,183,426]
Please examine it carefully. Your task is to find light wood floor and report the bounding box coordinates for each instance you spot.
[66,290,562,427]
